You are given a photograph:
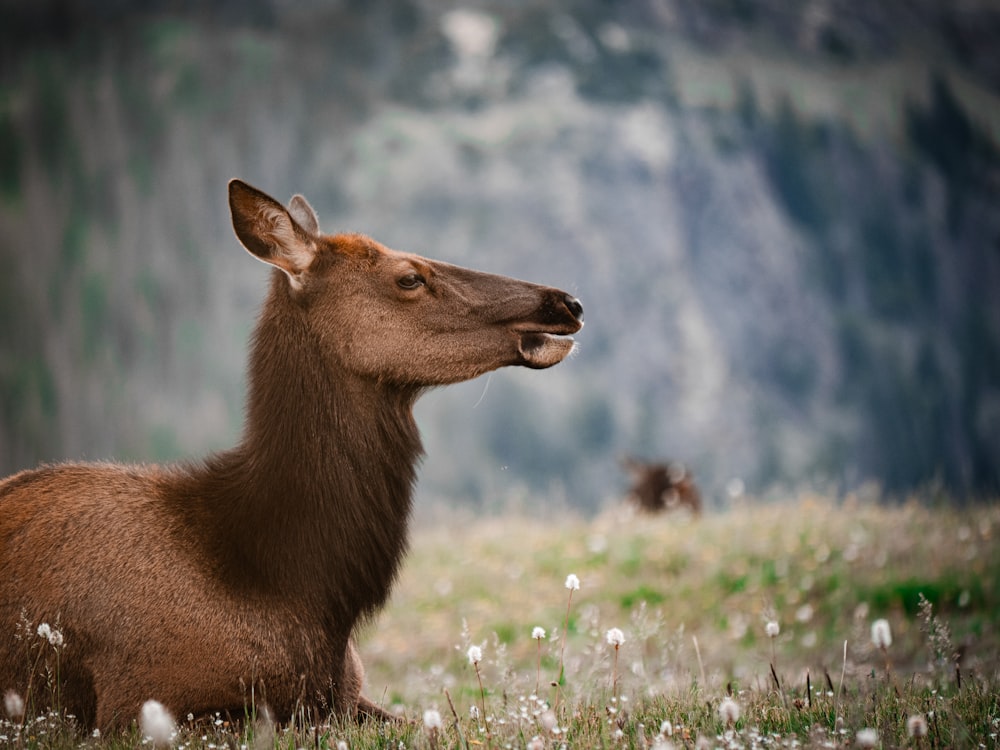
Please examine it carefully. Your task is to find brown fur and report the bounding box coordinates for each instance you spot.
[621,457,701,515]
[0,180,583,730]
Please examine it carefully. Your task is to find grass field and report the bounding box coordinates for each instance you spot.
[3,494,998,748]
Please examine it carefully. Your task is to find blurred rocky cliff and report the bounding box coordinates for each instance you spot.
[1,0,998,509]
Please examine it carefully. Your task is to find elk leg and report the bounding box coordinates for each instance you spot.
[356,694,398,723]
[342,638,398,723]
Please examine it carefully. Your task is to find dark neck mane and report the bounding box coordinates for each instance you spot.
[181,276,423,626]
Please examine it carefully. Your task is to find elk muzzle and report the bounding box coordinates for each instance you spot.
[515,292,584,369]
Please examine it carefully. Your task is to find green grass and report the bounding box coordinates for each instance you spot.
[2,495,998,747]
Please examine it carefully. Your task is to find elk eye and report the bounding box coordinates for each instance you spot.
[397,273,425,290]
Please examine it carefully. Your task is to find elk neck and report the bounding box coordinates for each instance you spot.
[181,273,424,623]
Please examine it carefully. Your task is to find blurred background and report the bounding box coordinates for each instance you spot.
[1,0,998,512]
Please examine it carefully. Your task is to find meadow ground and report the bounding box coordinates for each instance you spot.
[3,493,998,748]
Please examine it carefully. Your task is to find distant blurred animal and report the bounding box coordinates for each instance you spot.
[621,457,701,515]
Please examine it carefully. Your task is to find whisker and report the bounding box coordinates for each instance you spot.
[472,372,493,409]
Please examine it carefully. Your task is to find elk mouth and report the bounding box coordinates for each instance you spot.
[512,292,583,369]
[516,330,579,369]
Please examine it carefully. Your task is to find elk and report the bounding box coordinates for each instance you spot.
[0,180,584,730]
[621,457,701,515]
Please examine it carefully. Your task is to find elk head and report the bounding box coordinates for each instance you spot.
[228,179,584,389]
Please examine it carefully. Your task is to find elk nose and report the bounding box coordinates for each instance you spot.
[564,294,584,323]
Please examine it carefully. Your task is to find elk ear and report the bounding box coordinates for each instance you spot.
[229,179,316,287]
[288,194,321,237]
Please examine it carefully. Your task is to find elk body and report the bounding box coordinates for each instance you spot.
[0,180,583,730]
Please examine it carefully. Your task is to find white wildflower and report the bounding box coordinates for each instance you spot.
[871,618,892,649]
[765,621,780,638]
[3,691,24,720]
[423,709,442,730]
[907,714,928,738]
[140,700,177,746]
[540,709,558,732]
[718,696,740,725]
[856,727,878,747]
[564,573,580,591]
[605,628,625,647]
[336,741,348,750]
[36,622,63,647]
[469,705,480,720]
[659,719,673,736]
[532,626,546,640]
[467,645,482,665]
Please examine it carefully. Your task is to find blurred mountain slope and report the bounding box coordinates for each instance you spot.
[1,0,998,508]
